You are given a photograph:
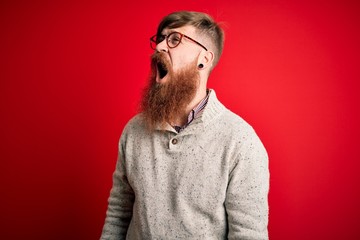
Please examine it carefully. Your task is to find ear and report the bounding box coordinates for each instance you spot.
[198,50,214,70]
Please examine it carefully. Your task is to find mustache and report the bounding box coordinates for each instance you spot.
[151,51,168,63]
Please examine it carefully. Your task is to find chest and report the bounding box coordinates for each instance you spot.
[123,131,236,202]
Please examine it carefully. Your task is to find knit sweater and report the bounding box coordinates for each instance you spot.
[101,90,269,240]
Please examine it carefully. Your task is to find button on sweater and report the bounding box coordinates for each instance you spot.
[101,90,269,240]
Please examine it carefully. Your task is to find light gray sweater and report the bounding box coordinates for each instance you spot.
[101,90,269,239]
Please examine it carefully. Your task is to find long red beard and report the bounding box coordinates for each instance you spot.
[140,52,199,131]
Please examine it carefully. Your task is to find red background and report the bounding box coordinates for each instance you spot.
[1,0,359,239]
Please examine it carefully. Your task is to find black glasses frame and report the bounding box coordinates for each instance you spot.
[150,31,208,51]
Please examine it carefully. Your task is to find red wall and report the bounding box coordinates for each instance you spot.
[1,0,359,239]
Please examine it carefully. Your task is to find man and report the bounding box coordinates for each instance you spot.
[101,11,269,239]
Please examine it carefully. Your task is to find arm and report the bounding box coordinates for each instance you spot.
[225,130,269,240]
[100,142,134,240]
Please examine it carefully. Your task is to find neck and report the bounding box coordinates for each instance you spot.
[172,86,208,126]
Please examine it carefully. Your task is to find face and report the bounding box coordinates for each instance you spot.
[140,26,206,131]
[154,25,206,84]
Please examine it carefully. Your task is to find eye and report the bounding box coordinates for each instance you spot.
[168,33,181,46]
[169,37,180,44]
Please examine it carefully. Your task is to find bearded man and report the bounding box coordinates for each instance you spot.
[101,11,269,240]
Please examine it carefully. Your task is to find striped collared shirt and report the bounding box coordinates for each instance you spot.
[173,90,210,133]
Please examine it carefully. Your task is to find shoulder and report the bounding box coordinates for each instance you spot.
[205,90,255,134]
[124,114,145,131]
[213,103,257,139]
[212,102,267,155]
[205,90,264,145]
[224,109,254,134]
[119,114,147,142]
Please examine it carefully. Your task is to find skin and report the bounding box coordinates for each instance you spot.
[155,25,215,126]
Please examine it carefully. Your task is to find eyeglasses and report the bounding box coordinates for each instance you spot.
[150,31,208,51]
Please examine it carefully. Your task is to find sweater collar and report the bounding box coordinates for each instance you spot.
[200,89,226,125]
[195,89,226,127]
[156,89,226,133]
[180,89,226,133]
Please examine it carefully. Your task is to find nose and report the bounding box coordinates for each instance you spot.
[156,38,168,52]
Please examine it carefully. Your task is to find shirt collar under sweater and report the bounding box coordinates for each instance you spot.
[172,89,210,133]
[158,89,226,133]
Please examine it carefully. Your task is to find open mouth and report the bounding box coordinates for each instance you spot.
[157,62,168,79]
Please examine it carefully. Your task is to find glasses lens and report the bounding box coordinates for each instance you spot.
[168,32,181,48]
[150,39,156,50]
[150,33,183,50]
[156,35,165,44]
[150,35,165,50]
[150,35,157,50]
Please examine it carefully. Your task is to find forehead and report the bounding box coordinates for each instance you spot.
[161,25,198,36]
